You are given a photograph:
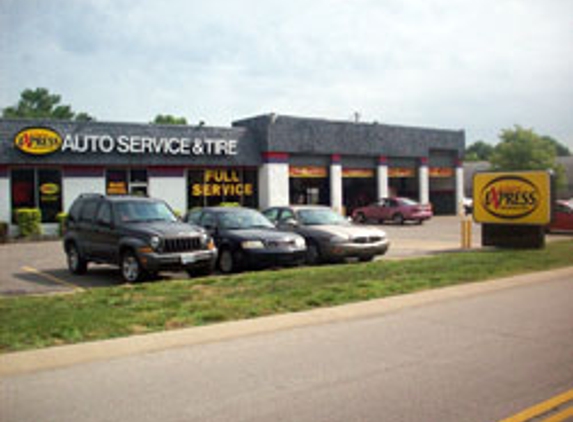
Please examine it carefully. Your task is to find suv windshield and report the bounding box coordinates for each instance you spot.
[218,209,274,230]
[115,201,177,223]
[298,209,348,226]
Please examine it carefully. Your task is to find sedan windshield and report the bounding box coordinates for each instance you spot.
[218,209,274,230]
[116,201,177,223]
[298,209,348,226]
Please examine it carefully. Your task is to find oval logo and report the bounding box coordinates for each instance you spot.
[479,176,540,220]
[40,183,60,195]
[14,128,63,155]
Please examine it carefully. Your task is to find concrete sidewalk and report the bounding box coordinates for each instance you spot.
[2,266,572,377]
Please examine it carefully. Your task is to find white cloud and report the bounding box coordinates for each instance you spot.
[1,0,572,148]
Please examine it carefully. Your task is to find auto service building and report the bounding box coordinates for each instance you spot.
[0,113,465,234]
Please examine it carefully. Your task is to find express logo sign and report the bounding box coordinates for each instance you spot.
[473,171,551,225]
[479,176,539,220]
[14,128,63,155]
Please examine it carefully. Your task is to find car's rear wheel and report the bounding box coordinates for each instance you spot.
[67,242,88,275]
[354,212,366,224]
[121,250,145,283]
[392,213,404,225]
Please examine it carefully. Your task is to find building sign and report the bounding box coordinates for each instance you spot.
[473,171,552,225]
[14,127,238,157]
[388,167,415,178]
[14,128,63,155]
[342,169,374,178]
[429,167,454,178]
[289,166,328,178]
[191,170,253,197]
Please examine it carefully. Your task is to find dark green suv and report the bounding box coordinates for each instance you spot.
[63,194,217,282]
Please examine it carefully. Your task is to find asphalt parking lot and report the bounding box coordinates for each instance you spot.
[0,216,565,296]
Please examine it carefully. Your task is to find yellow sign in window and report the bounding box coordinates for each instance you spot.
[473,171,552,225]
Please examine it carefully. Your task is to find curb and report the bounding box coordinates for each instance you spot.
[2,266,572,377]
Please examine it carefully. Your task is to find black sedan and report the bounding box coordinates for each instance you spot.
[184,207,307,273]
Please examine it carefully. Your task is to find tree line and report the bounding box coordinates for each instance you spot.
[1,87,188,125]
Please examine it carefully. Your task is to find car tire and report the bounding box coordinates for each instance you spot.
[218,249,237,274]
[392,213,404,225]
[305,241,322,265]
[121,250,145,283]
[187,261,215,278]
[66,242,88,275]
[354,212,366,224]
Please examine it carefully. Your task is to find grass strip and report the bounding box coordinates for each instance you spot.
[1,240,572,353]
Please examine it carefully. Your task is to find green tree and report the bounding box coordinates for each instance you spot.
[490,125,565,185]
[2,87,95,121]
[540,135,570,157]
[152,114,188,125]
[465,140,494,162]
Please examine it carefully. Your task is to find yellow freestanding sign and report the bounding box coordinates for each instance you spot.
[473,171,552,225]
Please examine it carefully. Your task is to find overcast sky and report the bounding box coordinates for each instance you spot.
[1,0,572,149]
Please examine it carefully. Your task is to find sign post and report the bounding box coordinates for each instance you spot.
[472,171,553,249]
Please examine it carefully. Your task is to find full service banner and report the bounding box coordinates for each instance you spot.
[473,171,552,225]
[14,127,239,156]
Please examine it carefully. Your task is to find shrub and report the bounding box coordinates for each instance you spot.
[57,212,68,237]
[0,221,8,243]
[16,208,42,238]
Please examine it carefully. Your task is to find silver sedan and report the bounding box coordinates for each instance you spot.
[262,205,390,264]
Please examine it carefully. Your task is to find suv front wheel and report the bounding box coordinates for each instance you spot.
[121,250,145,283]
[67,242,88,275]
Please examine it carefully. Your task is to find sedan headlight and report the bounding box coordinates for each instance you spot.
[150,236,161,251]
[294,237,306,248]
[241,240,265,250]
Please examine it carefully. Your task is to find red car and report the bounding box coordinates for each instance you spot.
[352,197,433,225]
[547,200,573,233]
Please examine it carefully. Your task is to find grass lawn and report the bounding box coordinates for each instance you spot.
[1,240,573,353]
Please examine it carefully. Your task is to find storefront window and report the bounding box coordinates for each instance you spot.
[187,168,258,210]
[106,169,148,196]
[11,168,62,223]
[38,169,63,223]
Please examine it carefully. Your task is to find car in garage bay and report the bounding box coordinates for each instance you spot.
[352,197,433,225]
[184,207,307,273]
[262,205,390,264]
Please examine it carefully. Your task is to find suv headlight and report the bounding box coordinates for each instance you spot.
[150,236,161,251]
[241,240,265,250]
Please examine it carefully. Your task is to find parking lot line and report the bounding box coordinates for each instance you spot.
[21,266,85,292]
[498,389,573,422]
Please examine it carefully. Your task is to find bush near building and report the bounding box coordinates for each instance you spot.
[15,208,42,238]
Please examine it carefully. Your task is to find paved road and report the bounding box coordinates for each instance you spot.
[2,269,572,422]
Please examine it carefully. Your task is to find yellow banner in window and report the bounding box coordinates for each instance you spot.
[289,166,327,178]
[342,169,374,178]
